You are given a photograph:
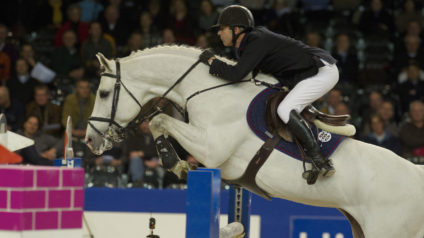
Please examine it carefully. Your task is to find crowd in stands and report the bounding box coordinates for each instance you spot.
[1,0,424,188]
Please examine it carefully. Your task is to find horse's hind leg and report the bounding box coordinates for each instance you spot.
[149,114,212,168]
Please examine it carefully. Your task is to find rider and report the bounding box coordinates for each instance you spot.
[199,5,338,181]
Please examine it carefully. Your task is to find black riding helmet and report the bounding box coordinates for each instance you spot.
[211,5,255,46]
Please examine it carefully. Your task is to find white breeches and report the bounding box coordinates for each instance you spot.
[277,60,339,123]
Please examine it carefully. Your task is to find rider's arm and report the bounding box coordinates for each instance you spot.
[209,33,268,82]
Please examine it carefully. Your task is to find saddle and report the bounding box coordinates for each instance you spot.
[265,91,351,142]
[228,90,351,200]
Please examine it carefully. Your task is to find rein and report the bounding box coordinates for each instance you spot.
[88,57,272,142]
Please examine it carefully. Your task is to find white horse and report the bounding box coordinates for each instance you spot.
[85,45,424,238]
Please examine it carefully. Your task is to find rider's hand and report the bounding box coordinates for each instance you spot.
[199,50,215,66]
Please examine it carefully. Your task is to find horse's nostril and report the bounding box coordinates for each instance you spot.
[86,137,93,145]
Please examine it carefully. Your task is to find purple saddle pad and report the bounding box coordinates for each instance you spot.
[246,86,345,161]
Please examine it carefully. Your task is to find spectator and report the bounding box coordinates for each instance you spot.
[358,0,394,38]
[0,51,11,85]
[304,31,323,49]
[17,116,64,165]
[78,0,104,23]
[397,63,424,114]
[395,0,423,34]
[196,33,210,49]
[100,5,130,48]
[332,33,359,86]
[51,30,85,79]
[20,43,56,84]
[399,100,424,157]
[0,86,24,131]
[0,24,18,68]
[81,22,113,78]
[262,0,302,38]
[55,4,90,47]
[378,100,400,137]
[198,0,219,32]
[137,11,161,48]
[361,90,383,124]
[334,102,350,115]
[147,0,167,31]
[363,114,402,155]
[124,120,158,186]
[162,28,176,45]
[62,78,95,139]
[393,35,424,74]
[167,0,196,45]
[7,58,39,104]
[118,32,144,57]
[320,89,343,115]
[25,85,62,137]
[33,0,68,30]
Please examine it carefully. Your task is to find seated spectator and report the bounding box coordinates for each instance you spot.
[81,22,113,78]
[0,86,24,131]
[55,4,89,47]
[0,24,18,68]
[137,11,161,48]
[124,120,158,186]
[195,33,210,49]
[7,58,39,104]
[78,0,104,23]
[378,100,400,137]
[62,78,95,139]
[20,43,56,84]
[395,0,423,34]
[361,90,383,126]
[358,0,394,38]
[332,33,359,86]
[334,102,350,115]
[17,116,64,165]
[393,35,424,74]
[397,63,424,114]
[262,0,302,38]
[147,0,167,31]
[0,52,11,84]
[167,0,196,45]
[33,0,68,30]
[51,30,84,79]
[362,114,402,155]
[162,28,177,45]
[25,85,62,137]
[118,32,144,57]
[320,89,343,115]
[100,5,130,48]
[399,100,424,157]
[304,31,324,48]
[197,0,218,32]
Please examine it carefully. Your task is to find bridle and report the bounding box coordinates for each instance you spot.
[88,57,260,143]
[88,60,143,142]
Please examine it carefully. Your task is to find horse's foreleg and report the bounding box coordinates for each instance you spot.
[149,114,208,175]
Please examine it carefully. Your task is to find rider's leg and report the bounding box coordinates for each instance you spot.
[277,60,339,179]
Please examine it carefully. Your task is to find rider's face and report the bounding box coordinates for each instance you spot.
[218,26,233,47]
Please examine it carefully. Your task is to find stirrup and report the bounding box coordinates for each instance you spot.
[155,135,179,169]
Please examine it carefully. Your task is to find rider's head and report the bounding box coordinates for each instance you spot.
[212,5,254,47]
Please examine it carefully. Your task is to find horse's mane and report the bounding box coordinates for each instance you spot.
[119,45,236,65]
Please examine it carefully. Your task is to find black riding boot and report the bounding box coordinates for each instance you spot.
[286,110,335,183]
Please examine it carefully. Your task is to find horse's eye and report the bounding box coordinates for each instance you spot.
[99,90,110,98]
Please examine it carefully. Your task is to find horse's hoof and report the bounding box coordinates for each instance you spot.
[155,135,179,169]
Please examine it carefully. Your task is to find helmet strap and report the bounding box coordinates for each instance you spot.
[231,26,245,48]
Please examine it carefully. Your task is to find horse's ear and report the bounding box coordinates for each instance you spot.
[96,53,112,72]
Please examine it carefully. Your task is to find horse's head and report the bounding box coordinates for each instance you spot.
[85,53,145,155]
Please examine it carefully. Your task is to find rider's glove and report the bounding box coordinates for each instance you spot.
[199,50,215,66]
